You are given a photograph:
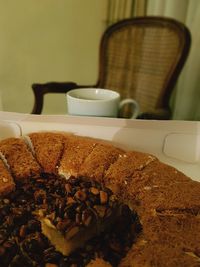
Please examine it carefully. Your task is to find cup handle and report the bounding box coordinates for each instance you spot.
[119,98,139,119]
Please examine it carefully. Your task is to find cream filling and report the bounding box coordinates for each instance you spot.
[41,218,98,256]
[58,170,72,180]
[185,251,200,262]
[40,206,121,256]
[0,151,10,170]
[22,135,35,155]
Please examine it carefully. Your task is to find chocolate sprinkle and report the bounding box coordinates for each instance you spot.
[0,174,141,267]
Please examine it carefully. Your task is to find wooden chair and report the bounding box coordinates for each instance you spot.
[31,16,191,119]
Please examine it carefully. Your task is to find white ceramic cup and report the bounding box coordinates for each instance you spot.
[66,88,139,118]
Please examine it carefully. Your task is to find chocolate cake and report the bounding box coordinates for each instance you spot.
[0,131,199,267]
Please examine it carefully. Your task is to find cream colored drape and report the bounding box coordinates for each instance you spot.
[147,0,200,120]
[0,90,3,111]
[106,0,147,26]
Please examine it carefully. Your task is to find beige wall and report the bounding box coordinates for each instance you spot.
[0,0,107,114]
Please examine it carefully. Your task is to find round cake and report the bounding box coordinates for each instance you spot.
[0,132,199,267]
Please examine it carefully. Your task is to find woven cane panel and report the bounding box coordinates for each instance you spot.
[101,25,181,113]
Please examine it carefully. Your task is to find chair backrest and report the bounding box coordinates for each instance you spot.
[97,16,191,117]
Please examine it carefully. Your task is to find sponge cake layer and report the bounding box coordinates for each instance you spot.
[0,137,41,182]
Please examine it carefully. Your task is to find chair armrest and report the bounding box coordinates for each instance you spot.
[32,82,80,94]
[31,82,95,114]
[137,108,171,120]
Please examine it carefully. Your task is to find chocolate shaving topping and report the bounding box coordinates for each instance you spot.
[0,174,141,267]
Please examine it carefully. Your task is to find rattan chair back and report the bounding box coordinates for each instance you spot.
[97,16,191,118]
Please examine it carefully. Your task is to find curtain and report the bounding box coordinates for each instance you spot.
[106,0,147,26]
[147,0,200,120]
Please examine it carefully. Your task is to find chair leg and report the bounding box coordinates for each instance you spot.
[31,84,45,114]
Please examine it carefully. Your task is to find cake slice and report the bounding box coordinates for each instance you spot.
[0,157,15,196]
[125,160,192,202]
[79,143,125,183]
[136,179,200,216]
[104,151,156,195]
[58,135,97,179]
[112,159,195,214]
[138,159,192,187]
[39,177,122,256]
[27,132,66,174]
[0,137,41,182]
